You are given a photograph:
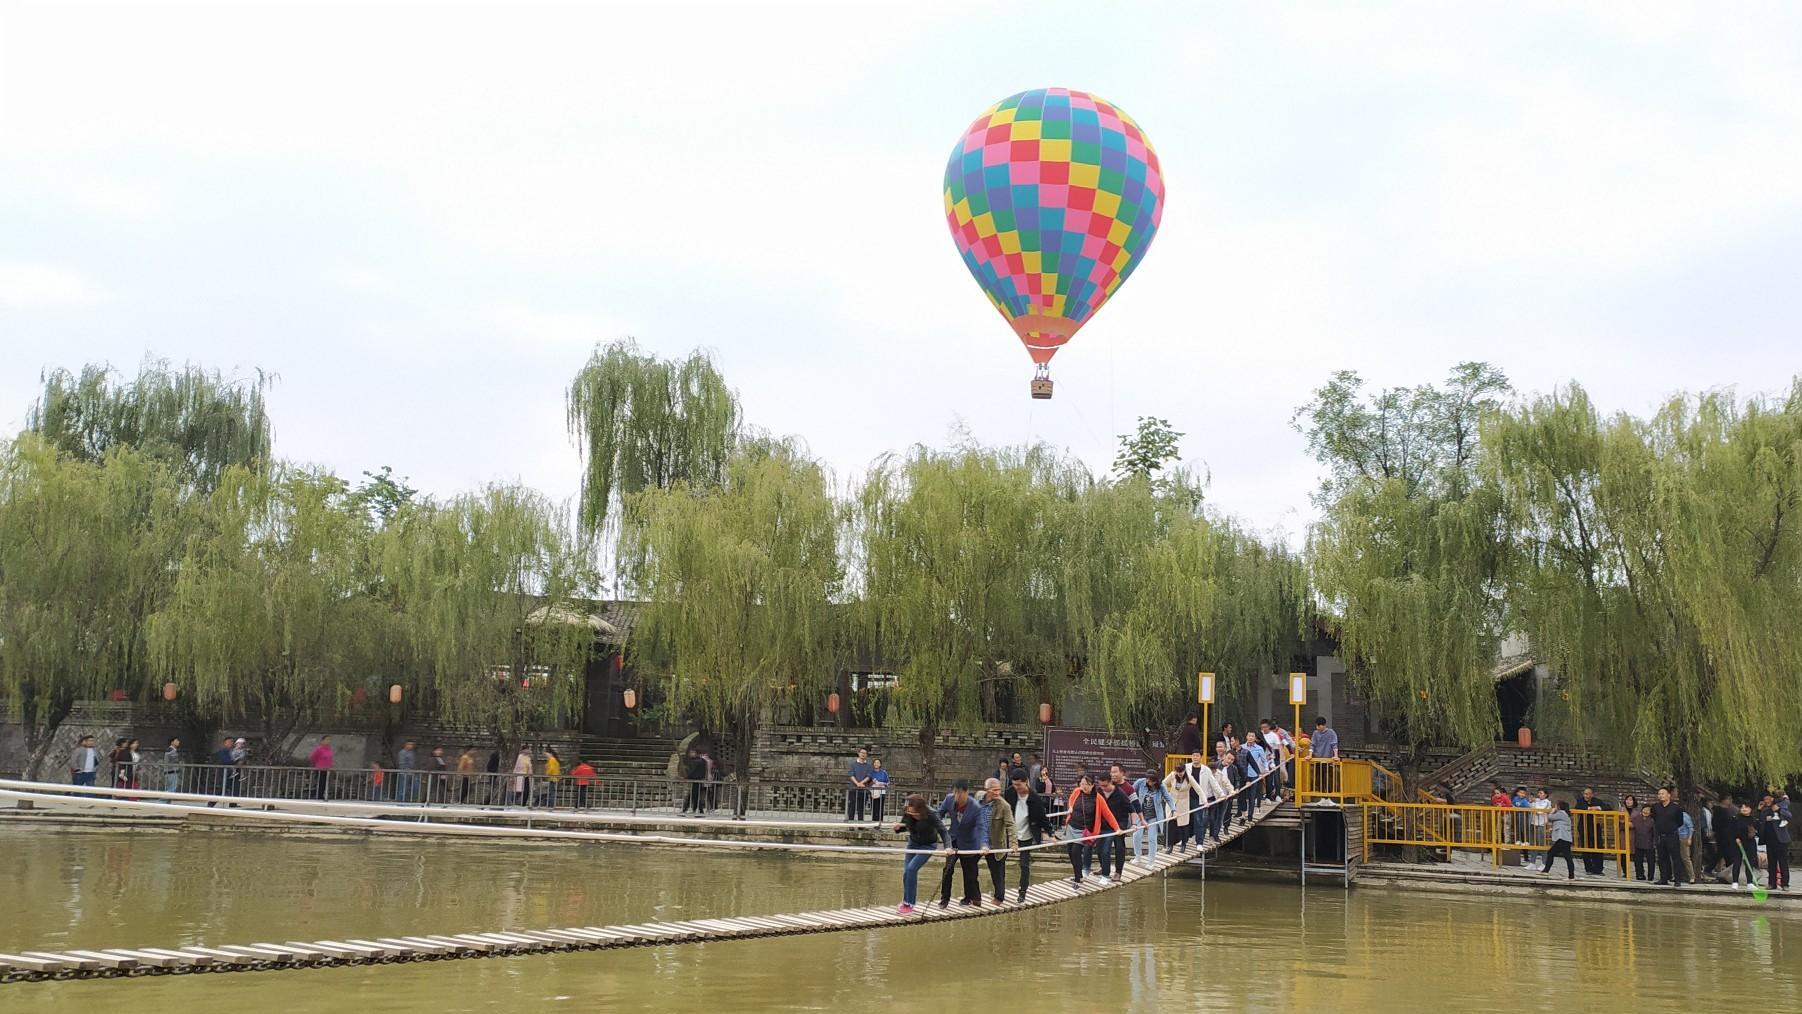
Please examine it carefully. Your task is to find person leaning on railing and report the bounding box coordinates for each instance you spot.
[1309,718,1338,759]
[893,793,946,914]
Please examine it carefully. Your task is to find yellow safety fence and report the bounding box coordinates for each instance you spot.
[1361,800,1631,876]
[1294,754,1406,805]
[1164,746,1403,806]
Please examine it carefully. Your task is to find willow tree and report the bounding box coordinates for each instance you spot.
[1487,382,1802,787]
[620,438,842,805]
[382,486,597,744]
[1298,363,1513,771]
[147,466,387,759]
[1064,467,1309,737]
[566,339,740,540]
[0,438,193,775]
[26,360,272,491]
[853,444,1076,780]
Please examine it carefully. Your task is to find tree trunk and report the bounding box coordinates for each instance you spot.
[918,722,938,788]
[21,689,75,780]
[734,707,755,820]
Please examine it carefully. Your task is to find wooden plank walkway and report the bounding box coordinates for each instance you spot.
[0,799,1280,984]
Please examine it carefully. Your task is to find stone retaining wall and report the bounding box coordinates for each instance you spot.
[751,725,1045,784]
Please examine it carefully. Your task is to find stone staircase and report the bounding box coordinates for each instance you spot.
[574,735,685,781]
[1425,743,1667,805]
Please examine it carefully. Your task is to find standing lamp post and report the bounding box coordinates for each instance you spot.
[1288,672,1307,801]
[1197,671,1214,754]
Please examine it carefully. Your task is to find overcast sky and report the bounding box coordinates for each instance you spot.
[3,1,1799,541]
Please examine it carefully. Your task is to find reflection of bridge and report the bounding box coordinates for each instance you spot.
[0,777,1288,983]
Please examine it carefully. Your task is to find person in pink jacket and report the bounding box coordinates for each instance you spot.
[309,736,334,799]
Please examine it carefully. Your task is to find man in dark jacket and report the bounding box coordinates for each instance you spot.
[1761,791,1792,891]
[1003,770,1056,903]
[1173,713,1203,758]
[936,781,987,908]
[1719,798,1751,887]
[1574,787,1609,875]
[1651,786,1686,886]
[1708,794,1739,879]
[1097,772,1136,880]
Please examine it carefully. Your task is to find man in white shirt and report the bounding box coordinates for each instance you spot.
[1184,751,1218,843]
[1209,761,1236,839]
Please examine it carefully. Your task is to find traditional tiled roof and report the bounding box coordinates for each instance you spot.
[1492,652,1538,683]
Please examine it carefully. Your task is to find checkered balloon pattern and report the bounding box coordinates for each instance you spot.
[944,87,1165,365]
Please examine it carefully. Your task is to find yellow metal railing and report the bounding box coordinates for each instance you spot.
[1360,801,1630,876]
[1295,753,1406,805]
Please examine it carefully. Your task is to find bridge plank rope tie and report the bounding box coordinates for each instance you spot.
[0,775,1288,984]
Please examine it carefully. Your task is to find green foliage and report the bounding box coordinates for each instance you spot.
[1298,363,1514,762]
[1112,416,1184,482]
[25,360,272,492]
[1082,497,1310,733]
[620,438,843,786]
[354,465,418,526]
[1487,382,1802,785]
[1296,362,1510,504]
[382,485,599,741]
[853,445,1073,773]
[566,339,740,540]
[148,466,389,756]
[849,441,1306,770]
[0,437,195,771]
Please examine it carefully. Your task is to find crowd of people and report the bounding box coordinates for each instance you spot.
[1447,782,1794,890]
[67,734,610,809]
[882,713,1314,913]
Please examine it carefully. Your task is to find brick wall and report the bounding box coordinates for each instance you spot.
[1429,743,1665,806]
[750,725,1044,785]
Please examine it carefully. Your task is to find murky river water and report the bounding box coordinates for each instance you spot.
[3,825,1797,1011]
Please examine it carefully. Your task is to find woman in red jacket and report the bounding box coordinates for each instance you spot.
[1065,774,1121,888]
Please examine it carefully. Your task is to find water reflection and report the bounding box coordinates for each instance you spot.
[3,827,1795,1013]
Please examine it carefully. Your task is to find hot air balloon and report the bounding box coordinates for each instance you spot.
[944,87,1165,399]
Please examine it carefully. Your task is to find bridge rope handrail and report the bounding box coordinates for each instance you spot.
[0,789,1287,984]
[0,767,1281,857]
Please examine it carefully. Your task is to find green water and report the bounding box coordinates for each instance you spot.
[2,825,1797,1012]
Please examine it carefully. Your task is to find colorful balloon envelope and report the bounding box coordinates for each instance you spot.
[943,87,1165,399]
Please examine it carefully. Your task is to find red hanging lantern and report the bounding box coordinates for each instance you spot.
[623,688,637,709]
[827,692,841,715]
[162,682,178,702]
[388,684,403,705]
[352,687,368,704]
[1039,702,1053,724]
